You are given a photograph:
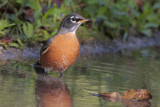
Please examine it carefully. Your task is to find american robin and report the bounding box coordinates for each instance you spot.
[39,13,89,75]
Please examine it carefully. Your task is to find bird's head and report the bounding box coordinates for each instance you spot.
[57,13,90,34]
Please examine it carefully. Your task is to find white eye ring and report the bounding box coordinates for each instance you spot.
[70,16,76,23]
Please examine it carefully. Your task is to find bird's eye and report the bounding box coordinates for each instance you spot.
[70,17,76,23]
[71,18,76,21]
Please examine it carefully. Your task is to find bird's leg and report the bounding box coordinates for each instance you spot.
[59,72,64,78]
[33,60,50,74]
[44,68,51,74]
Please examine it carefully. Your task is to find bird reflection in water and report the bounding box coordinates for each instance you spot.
[34,67,72,107]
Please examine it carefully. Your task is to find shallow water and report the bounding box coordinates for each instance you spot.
[0,47,160,107]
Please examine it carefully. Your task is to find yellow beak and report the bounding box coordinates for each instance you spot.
[78,19,90,23]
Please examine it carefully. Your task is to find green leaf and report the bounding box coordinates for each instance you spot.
[0,0,8,8]
[41,30,50,39]
[153,2,160,10]
[42,4,57,20]
[0,31,5,36]
[23,23,27,35]
[144,23,159,29]
[0,20,15,31]
[105,21,117,28]
[8,43,19,48]
[29,0,41,12]
[141,29,152,36]
[23,22,34,38]
[0,42,7,49]
[123,32,128,41]
[17,38,25,49]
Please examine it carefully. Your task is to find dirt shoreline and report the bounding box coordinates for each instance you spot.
[0,31,160,60]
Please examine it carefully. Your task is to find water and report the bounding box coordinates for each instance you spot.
[0,47,160,107]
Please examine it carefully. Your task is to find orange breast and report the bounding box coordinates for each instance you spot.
[40,32,80,72]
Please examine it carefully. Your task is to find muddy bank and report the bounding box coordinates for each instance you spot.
[0,31,160,60]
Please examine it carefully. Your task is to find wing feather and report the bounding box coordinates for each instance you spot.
[40,36,54,55]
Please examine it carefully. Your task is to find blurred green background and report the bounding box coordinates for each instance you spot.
[0,0,160,48]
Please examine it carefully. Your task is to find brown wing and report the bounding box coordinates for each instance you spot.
[40,36,54,55]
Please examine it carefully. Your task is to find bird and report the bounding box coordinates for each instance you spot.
[39,13,89,76]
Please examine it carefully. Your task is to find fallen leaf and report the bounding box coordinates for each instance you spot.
[122,89,152,100]
[134,89,152,100]
[100,92,121,99]
[0,34,13,43]
[122,89,137,100]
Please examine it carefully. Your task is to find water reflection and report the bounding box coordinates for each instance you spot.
[1,47,160,107]
[122,100,151,107]
[99,95,151,107]
[34,65,72,107]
